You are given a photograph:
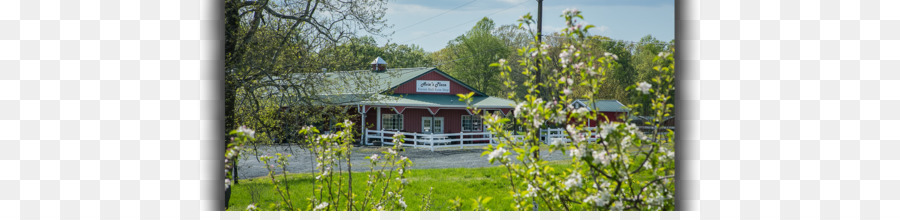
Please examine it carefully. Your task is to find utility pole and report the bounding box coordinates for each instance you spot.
[536,0,543,98]
[533,0,543,212]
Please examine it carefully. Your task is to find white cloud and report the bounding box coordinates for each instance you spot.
[597,25,609,33]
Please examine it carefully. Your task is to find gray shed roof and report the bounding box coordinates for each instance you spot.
[276,67,510,108]
[574,99,628,112]
[352,94,515,109]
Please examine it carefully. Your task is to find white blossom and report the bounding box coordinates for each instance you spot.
[573,62,586,70]
[498,59,507,66]
[583,192,610,207]
[225,179,231,188]
[604,52,618,61]
[525,184,538,197]
[551,138,565,147]
[592,150,610,165]
[559,50,572,65]
[514,102,526,118]
[621,136,632,148]
[658,52,670,58]
[370,154,379,162]
[611,201,624,211]
[554,111,568,124]
[488,147,507,161]
[532,116,544,128]
[563,172,582,189]
[317,169,329,180]
[568,147,582,158]
[599,123,615,139]
[314,202,329,211]
[562,8,580,15]
[398,198,407,209]
[575,107,589,115]
[246,204,257,211]
[237,125,255,138]
[637,82,652,94]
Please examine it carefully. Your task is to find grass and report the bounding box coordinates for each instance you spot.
[227,161,574,211]
[227,143,674,211]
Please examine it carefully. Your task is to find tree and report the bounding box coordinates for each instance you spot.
[434,17,510,96]
[464,8,675,211]
[316,36,431,71]
[224,0,391,209]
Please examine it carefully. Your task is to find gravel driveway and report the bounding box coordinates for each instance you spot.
[234,144,571,180]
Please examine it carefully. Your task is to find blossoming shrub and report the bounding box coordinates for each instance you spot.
[226,121,417,211]
[462,9,675,211]
[297,121,414,211]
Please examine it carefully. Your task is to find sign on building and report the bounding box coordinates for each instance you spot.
[416,80,450,93]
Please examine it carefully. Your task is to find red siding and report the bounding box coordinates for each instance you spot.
[587,112,625,127]
[392,70,475,95]
[361,107,478,133]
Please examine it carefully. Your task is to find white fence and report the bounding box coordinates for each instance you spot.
[365,130,497,152]
[540,127,600,145]
[544,126,675,143]
[365,126,674,151]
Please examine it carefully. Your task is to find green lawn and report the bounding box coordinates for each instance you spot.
[227,143,674,211]
[227,162,572,211]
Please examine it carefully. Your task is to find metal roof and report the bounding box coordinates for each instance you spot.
[352,94,515,109]
[574,99,628,112]
[320,67,486,96]
[275,67,509,108]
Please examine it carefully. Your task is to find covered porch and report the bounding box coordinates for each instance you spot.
[352,94,514,151]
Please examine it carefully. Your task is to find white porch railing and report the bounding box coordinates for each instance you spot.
[540,127,600,144]
[364,126,674,151]
[365,130,498,152]
[542,126,675,144]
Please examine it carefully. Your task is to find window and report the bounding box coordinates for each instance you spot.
[461,115,482,132]
[382,114,403,131]
[422,117,444,133]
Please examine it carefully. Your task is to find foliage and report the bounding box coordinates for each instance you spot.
[317,36,431,71]
[299,121,413,211]
[229,121,416,211]
[461,9,676,211]
[224,0,393,207]
[432,17,510,96]
[224,126,257,207]
[227,160,587,211]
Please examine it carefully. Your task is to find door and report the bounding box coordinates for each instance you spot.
[422,117,444,133]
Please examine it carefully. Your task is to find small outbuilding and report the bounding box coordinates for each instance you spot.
[323,57,516,150]
[571,99,629,126]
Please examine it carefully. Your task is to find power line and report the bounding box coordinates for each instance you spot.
[393,0,480,33]
[400,0,531,45]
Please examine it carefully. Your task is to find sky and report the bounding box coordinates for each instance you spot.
[375,0,675,52]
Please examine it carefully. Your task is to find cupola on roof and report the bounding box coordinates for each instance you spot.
[371,57,387,65]
[371,57,387,72]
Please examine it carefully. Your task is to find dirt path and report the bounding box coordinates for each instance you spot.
[234,145,570,180]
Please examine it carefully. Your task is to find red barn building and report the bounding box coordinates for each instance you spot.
[319,57,515,150]
[570,99,628,126]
